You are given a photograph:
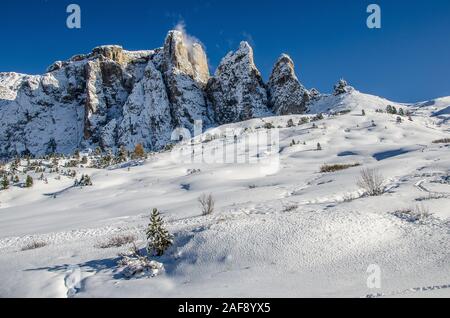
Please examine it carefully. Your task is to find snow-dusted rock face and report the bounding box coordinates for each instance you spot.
[2,30,396,158]
[267,54,309,115]
[161,31,211,132]
[118,61,173,151]
[206,42,271,125]
[0,46,151,157]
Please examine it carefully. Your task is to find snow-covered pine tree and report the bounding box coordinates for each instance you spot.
[146,208,173,257]
[287,119,295,128]
[333,79,348,96]
[317,143,322,151]
[25,175,33,188]
[118,145,128,163]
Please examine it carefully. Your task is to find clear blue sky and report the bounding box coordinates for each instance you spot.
[1,0,449,102]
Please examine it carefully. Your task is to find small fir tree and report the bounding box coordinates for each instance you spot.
[1,175,9,190]
[287,119,295,128]
[146,208,173,257]
[317,143,322,151]
[118,145,128,162]
[25,175,33,188]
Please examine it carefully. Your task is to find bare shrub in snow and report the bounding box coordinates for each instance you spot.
[320,163,360,173]
[21,240,47,251]
[357,168,385,196]
[415,193,446,202]
[199,193,215,216]
[98,234,136,249]
[282,203,298,213]
[392,205,431,223]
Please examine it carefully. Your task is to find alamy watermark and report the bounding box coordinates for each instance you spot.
[66,4,81,29]
[367,4,381,29]
[169,121,280,174]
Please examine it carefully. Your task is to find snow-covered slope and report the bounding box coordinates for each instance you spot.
[0,96,448,297]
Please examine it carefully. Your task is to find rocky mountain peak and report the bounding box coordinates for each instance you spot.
[163,30,209,85]
[92,45,125,64]
[206,41,270,125]
[267,53,309,115]
[0,30,329,158]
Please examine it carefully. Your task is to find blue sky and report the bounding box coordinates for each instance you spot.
[1,0,449,102]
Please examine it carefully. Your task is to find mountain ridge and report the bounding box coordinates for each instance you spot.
[0,30,449,158]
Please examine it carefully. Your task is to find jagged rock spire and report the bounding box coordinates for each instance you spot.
[161,30,211,131]
[267,54,308,115]
[206,41,270,125]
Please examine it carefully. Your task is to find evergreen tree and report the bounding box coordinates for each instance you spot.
[333,79,348,96]
[25,175,33,188]
[398,108,405,116]
[118,145,128,163]
[396,116,402,124]
[317,143,322,151]
[1,175,9,190]
[361,109,366,116]
[146,208,173,257]
[287,119,295,128]
[299,117,309,125]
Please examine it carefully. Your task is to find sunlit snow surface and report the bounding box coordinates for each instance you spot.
[0,90,449,298]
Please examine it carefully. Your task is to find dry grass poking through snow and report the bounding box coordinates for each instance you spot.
[98,234,137,249]
[199,193,215,216]
[392,205,432,223]
[21,241,47,251]
[320,163,360,173]
[357,168,385,196]
[432,138,450,144]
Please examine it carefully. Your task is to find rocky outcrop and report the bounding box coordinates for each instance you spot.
[161,30,211,132]
[267,54,309,115]
[0,30,322,158]
[206,42,270,125]
[118,61,173,151]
